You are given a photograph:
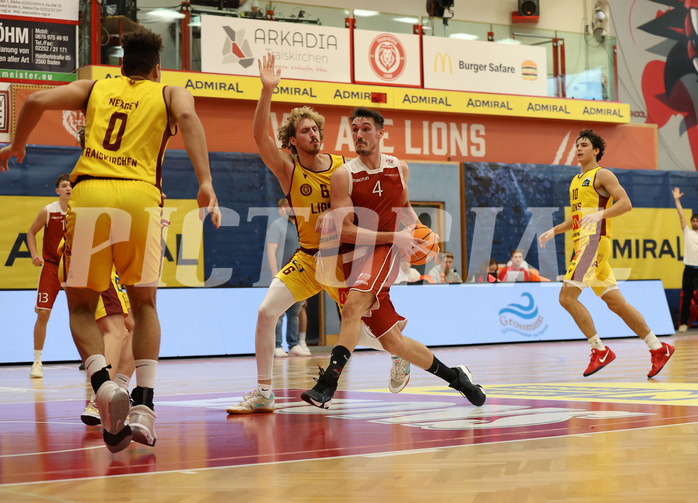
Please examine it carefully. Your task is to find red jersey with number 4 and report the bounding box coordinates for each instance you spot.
[343,154,405,233]
[43,200,66,264]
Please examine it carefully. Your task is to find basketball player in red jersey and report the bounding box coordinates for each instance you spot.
[539,129,675,378]
[27,173,71,378]
[226,54,406,415]
[301,107,486,409]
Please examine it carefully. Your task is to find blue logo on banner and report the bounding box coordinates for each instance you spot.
[499,292,548,337]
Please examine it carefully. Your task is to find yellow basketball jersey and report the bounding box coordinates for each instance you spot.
[288,154,344,250]
[72,77,173,187]
[569,166,613,242]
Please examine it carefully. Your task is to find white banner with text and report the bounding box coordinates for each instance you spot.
[353,30,421,87]
[201,16,351,83]
[423,37,548,96]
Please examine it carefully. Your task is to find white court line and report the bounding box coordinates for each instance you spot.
[0,445,103,458]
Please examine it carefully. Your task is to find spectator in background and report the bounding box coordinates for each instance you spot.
[395,257,421,285]
[476,258,500,283]
[427,251,462,283]
[266,198,311,356]
[498,249,531,282]
[673,187,698,332]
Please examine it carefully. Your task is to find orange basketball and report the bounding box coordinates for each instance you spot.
[403,224,439,265]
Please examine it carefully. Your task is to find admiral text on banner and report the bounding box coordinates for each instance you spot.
[200,15,351,83]
[423,37,548,96]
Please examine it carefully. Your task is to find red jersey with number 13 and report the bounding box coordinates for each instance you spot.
[343,154,405,233]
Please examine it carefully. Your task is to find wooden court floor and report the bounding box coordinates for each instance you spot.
[2,333,698,502]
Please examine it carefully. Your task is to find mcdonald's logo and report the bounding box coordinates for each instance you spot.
[434,53,452,73]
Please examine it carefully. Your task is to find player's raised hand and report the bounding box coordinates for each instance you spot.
[673,187,684,200]
[258,53,281,90]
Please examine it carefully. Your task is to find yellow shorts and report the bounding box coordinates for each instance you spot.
[95,269,129,321]
[564,235,617,296]
[276,250,349,306]
[60,178,163,292]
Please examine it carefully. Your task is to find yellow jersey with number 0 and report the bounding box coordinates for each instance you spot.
[72,76,174,187]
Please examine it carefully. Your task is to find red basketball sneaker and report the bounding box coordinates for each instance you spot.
[648,342,675,378]
[583,347,616,377]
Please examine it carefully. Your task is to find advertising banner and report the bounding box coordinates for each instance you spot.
[423,36,548,96]
[0,0,79,23]
[0,19,77,82]
[0,196,205,289]
[200,15,351,83]
[565,207,686,289]
[353,30,421,87]
[12,81,651,168]
[80,66,630,123]
[0,280,673,362]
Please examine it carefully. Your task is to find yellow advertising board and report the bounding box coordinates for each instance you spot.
[564,207,684,288]
[78,65,630,124]
[0,196,204,290]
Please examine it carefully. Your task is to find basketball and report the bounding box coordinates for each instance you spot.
[403,224,439,265]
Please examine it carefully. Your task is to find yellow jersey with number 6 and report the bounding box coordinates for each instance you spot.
[72,76,173,188]
[288,153,344,250]
[569,166,613,243]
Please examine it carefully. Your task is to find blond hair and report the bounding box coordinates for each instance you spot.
[277,106,325,155]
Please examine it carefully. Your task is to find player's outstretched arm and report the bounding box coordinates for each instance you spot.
[252,53,293,191]
[0,80,92,171]
[673,187,688,230]
[169,86,221,228]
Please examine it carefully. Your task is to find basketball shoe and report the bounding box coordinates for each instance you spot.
[226,389,276,414]
[301,367,337,409]
[81,400,101,426]
[648,342,675,378]
[388,356,410,393]
[30,362,43,378]
[129,404,157,446]
[449,365,486,406]
[95,381,132,453]
[583,347,616,377]
[288,345,312,357]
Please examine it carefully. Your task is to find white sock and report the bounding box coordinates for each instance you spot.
[134,359,158,389]
[588,335,605,351]
[84,354,108,379]
[299,332,307,346]
[257,383,272,399]
[33,350,42,364]
[643,332,662,350]
[114,373,131,391]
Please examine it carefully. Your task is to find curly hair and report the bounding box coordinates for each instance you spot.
[121,28,164,78]
[576,129,607,161]
[276,106,325,155]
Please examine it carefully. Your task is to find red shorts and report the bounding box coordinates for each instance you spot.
[36,261,62,310]
[343,244,406,338]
